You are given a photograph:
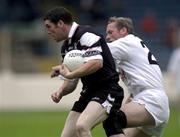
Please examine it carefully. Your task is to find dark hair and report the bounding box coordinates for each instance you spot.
[43,7,73,24]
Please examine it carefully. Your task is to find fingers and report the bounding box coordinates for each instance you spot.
[61,64,69,70]
[52,65,61,70]
[51,70,60,78]
[51,65,61,78]
[51,92,62,103]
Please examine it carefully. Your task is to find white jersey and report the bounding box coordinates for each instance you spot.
[108,34,169,137]
[108,34,164,95]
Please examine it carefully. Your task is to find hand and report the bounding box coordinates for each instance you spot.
[51,91,63,103]
[125,93,133,104]
[51,65,61,78]
[51,70,60,78]
[59,64,72,79]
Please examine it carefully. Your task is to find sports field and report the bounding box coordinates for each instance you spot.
[0,106,179,137]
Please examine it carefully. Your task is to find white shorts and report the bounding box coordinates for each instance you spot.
[132,89,170,137]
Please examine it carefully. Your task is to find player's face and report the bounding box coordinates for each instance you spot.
[44,20,67,42]
[106,22,125,42]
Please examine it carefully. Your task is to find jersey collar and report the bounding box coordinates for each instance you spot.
[68,22,79,38]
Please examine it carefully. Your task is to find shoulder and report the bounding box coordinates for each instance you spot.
[107,35,131,50]
[76,25,98,36]
[108,34,141,56]
[76,26,102,46]
[73,25,101,40]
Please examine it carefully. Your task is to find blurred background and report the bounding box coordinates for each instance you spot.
[0,0,180,137]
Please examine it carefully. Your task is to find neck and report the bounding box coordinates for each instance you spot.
[65,23,73,37]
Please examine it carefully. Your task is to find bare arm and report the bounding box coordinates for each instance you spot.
[51,78,79,103]
[59,59,103,79]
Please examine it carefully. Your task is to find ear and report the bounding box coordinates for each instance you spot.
[121,27,127,33]
[120,27,128,35]
[57,20,64,28]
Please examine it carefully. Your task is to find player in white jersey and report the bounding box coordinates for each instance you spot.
[102,17,170,137]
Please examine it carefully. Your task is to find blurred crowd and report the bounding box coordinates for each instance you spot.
[0,0,180,73]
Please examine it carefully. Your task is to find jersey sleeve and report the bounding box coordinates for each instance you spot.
[80,32,103,62]
[107,39,129,73]
[107,39,129,61]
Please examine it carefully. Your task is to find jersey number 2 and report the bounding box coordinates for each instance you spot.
[140,41,158,65]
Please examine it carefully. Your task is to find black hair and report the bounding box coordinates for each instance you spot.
[43,6,73,24]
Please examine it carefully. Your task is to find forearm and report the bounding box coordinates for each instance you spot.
[60,79,79,96]
[68,59,103,79]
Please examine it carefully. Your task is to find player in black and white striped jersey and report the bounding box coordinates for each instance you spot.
[43,7,125,137]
